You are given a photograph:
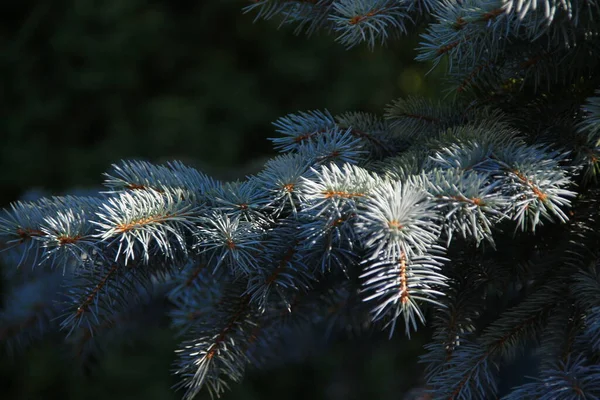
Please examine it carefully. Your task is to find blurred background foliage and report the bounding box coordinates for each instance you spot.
[0,0,443,398]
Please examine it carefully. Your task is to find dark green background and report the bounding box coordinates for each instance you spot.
[0,1,443,398]
[0,0,443,205]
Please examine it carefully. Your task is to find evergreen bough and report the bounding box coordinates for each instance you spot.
[2,0,600,398]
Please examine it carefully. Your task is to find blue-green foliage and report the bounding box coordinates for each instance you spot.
[2,0,600,399]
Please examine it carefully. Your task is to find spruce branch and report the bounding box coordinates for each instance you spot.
[417,0,509,69]
[579,89,600,141]
[245,222,314,311]
[213,179,271,223]
[68,277,170,364]
[297,127,368,165]
[429,285,562,399]
[104,159,219,197]
[244,0,335,35]
[502,355,600,399]
[335,111,398,157]
[329,0,411,48]
[270,109,337,152]
[300,210,359,273]
[384,96,457,138]
[424,168,509,245]
[299,162,381,220]
[256,153,313,215]
[93,188,200,264]
[584,306,600,352]
[361,247,448,336]
[502,0,600,24]
[355,179,440,260]
[57,257,159,337]
[493,144,575,231]
[537,304,585,370]
[174,282,257,399]
[0,196,103,269]
[3,1,600,398]
[420,256,493,381]
[194,212,263,275]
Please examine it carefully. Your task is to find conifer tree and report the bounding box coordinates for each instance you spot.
[2,0,600,398]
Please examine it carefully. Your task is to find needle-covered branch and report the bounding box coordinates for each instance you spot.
[2,0,600,398]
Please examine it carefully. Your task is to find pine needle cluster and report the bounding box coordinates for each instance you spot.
[2,0,600,398]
